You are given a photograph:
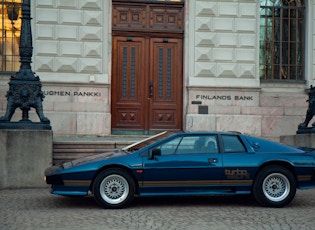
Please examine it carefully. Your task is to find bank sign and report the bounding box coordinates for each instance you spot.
[44,90,102,97]
[191,91,259,107]
[196,94,253,101]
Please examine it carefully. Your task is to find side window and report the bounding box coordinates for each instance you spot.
[222,135,246,153]
[176,136,199,154]
[150,135,219,156]
[192,135,218,154]
[153,137,182,155]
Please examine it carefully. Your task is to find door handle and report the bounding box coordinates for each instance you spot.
[208,158,218,163]
[148,81,153,99]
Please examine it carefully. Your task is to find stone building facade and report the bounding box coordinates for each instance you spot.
[0,0,314,141]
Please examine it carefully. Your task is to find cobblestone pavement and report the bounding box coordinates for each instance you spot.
[0,188,315,230]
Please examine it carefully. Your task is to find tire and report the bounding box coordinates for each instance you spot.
[253,166,296,208]
[92,168,135,209]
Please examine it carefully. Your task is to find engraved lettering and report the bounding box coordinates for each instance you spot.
[44,91,71,96]
[225,169,250,179]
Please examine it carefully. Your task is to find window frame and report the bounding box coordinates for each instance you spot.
[0,0,22,74]
[259,0,305,81]
[221,134,247,153]
[149,134,219,156]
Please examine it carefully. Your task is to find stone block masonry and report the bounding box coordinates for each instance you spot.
[0,130,53,189]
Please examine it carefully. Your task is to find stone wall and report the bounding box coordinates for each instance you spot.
[186,84,310,142]
[32,0,111,136]
[184,0,313,141]
[0,130,53,189]
[280,134,315,148]
[188,0,259,88]
[1,0,314,140]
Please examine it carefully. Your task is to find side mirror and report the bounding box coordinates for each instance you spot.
[251,142,260,150]
[150,148,161,160]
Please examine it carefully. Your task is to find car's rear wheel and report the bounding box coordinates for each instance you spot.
[92,168,135,209]
[253,166,296,208]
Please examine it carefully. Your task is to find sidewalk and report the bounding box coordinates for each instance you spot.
[1,188,315,230]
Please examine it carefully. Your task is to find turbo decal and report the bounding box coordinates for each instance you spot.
[225,169,250,179]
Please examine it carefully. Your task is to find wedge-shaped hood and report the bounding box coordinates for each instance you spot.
[45,149,128,176]
[62,149,127,169]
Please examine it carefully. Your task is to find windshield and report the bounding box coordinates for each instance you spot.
[122,131,174,152]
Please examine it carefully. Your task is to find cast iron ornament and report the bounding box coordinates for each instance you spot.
[0,0,50,129]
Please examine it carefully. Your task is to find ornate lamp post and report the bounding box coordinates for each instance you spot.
[6,1,20,21]
[0,0,51,130]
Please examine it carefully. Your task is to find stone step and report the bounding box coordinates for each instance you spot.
[53,136,147,165]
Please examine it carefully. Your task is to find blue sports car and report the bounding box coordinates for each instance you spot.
[44,131,315,209]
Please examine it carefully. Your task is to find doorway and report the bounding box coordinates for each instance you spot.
[111,1,184,134]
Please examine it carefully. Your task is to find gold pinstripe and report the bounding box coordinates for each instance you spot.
[63,180,91,186]
[62,175,312,187]
[297,175,313,181]
[142,180,253,187]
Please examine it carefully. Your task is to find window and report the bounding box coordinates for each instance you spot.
[259,0,305,81]
[0,0,22,72]
[155,136,182,155]
[151,135,218,155]
[176,136,199,155]
[221,135,246,153]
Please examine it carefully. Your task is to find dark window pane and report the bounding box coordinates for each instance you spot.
[0,1,22,72]
[259,0,305,81]
[222,135,246,153]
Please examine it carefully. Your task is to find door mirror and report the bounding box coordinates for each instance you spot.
[251,142,261,150]
[150,148,161,160]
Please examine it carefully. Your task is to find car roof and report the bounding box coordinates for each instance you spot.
[123,131,244,152]
[180,131,242,135]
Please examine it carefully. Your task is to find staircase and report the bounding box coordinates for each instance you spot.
[53,136,146,165]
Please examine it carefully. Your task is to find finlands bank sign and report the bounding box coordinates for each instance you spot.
[196,94,253,101]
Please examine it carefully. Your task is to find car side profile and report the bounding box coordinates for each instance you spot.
[44,131,315,209]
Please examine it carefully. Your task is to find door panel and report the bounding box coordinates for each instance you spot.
[111,36,147,130]
[149,38,183,130]
[140,135,223,195]
[111,36,183,133]
[141,154,223,195]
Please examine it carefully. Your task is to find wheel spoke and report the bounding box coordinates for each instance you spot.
[262,173,290,202]
[100,174,129,205]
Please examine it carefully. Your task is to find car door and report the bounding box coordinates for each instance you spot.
[220,134,255,190]
[140,134,223,195]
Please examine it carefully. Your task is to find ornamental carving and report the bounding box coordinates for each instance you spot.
[112,2,184,33]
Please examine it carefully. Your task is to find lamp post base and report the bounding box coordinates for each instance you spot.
[0,120,51,130]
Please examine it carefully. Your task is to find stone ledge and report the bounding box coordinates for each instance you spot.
[0,130,53,189]
[280,133,315,148]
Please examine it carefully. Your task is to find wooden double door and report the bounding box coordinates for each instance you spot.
[111,35,183,134]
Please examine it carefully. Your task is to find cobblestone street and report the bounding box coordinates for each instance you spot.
[1,188,315,230]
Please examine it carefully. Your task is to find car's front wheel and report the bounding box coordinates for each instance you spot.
[253,166,296,208]
[92,168,135,209]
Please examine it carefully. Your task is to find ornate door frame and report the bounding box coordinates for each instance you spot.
[111,1,184,134]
